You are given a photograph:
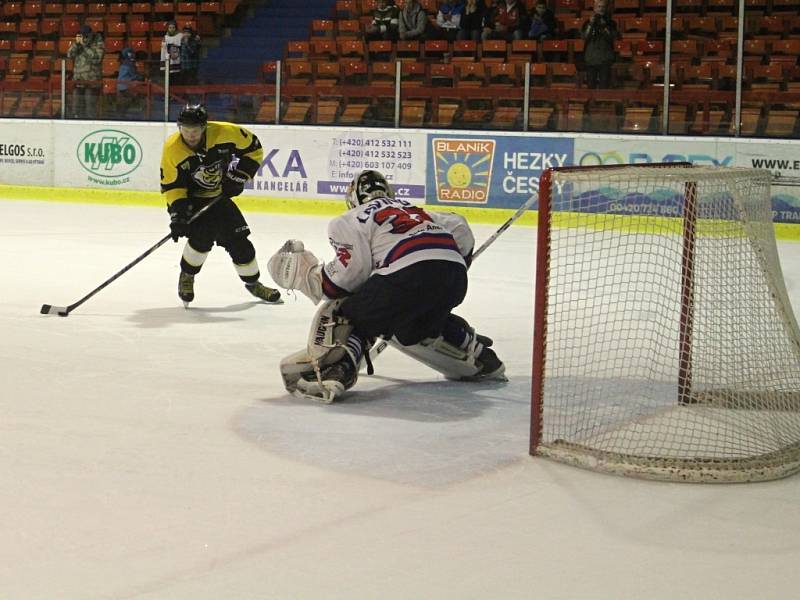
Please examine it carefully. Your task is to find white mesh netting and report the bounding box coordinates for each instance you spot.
[534,165,800,482]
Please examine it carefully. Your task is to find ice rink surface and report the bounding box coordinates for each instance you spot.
[3,198,800,599]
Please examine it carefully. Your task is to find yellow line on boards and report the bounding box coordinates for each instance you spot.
[1,184,798,240]
[0,184,538,226]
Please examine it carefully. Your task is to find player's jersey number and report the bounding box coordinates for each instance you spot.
[373,206,433,234]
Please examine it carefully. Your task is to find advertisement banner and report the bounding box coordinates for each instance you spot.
[2,119,799,224]
[574,137,734,169]
[574,136,800,223]
[734,140,800,224]
[56,121,165,191]
[0,120,53,185]
[425,133,574,209]
[245,126,427,203]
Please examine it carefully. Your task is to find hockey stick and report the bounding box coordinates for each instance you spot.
[471,191,538,261]
[366,192,538,364]
[40,195,224,317]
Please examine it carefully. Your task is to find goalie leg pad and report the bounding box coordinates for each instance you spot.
[280,348,316,393]
[389,337,478,380]
[279,299,356,400]
[305,299,352,361]
[280,346,347,394]
[389,335,506,382]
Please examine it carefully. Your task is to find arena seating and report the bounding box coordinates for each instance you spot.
[0,0,242,118]
[0,0,798,135]
[248,0,798,133]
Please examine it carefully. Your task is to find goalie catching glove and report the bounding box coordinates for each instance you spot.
[267,239,324,304]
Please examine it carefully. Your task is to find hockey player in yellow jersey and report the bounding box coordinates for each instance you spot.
[160,104,281,306]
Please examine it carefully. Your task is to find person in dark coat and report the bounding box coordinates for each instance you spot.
[581,0,619,88]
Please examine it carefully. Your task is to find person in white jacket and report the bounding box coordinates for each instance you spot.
[160,20,183,79]
[268,170,505,402]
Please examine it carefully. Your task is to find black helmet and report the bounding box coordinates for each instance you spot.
[346,170,393,209]
[177,103,207,127]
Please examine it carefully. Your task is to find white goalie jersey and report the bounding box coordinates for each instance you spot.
[320,197,474,298]
[269,194,505,400]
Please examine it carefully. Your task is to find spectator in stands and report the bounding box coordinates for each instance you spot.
[434,1,465,42]
[399,0,429,41]
[482,0,528,42]
[160,20,183,82]
[458,0,486,42]
[66,25,104,119]
[116,47,144,119]
[365,0,400,42]
[528,1,557,41]
[180,25,201,85]
[581,0,619,88]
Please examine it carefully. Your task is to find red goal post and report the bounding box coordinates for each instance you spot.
[531,162,800,483]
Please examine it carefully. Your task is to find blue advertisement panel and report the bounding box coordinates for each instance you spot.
[575,137,800,224]
[569,138,729,219]
[423,133,800,222]
[426,134,574,209]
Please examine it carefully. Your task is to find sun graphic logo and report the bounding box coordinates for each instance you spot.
[432,138,495,203]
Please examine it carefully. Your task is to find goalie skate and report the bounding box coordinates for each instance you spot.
[456,346,506,382]
[295,358,357,404]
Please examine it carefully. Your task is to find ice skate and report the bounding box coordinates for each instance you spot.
[246,281,282,304]
[295,357,358,403]
[178,271,195,308]
[476,333,494,348]
[462,346,506,382]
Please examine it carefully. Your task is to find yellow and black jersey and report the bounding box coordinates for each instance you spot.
[160,121,264,207]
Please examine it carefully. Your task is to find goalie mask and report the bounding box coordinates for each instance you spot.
[346,170,394,209]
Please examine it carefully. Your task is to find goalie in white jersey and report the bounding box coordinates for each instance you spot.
[268,169,506,402]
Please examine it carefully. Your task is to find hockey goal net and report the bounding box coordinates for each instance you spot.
[531,163,800,482]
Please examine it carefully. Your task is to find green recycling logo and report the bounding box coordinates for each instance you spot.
[77,129,143,184]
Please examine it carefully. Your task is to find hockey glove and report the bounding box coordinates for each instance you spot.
[267,239,324,305]
[168,198,192,242]
[222,164,249,198]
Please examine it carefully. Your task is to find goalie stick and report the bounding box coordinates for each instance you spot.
[366,192,538,364]
[40,195,224,317]
[470,192,538,261]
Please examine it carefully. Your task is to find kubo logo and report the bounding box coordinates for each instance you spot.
[77,129,143,179]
